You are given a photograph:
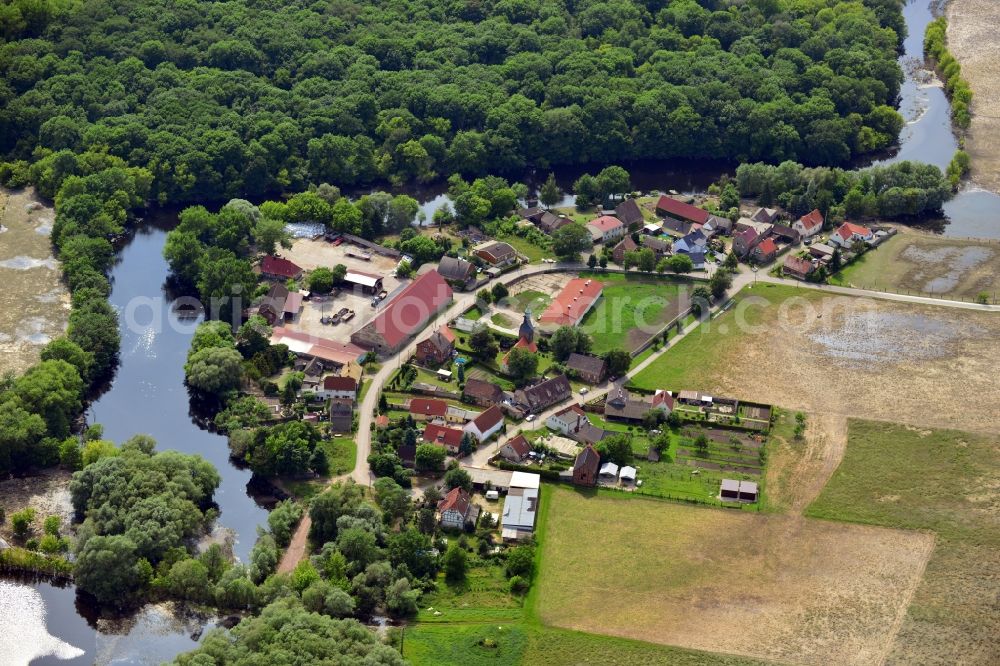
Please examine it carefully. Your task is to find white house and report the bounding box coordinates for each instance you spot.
[586,215,626,243]
[437,487,475,529]
[314,376,358,401]
[792,209,824,238]
[546,405,588,435]
[829,222,874,248]
[463,404,504,442]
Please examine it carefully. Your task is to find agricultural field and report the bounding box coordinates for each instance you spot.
[830,230,1000,300]
[807,419,1000,664]
[535,486,934,666]
[577,272,688,354]
[631,283,1000,433]
[0,188,70,375]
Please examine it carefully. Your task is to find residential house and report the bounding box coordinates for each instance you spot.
[257,283,303,325]
[437,256,476,288]
[749,237,779,264]
[809,243,836,262]
[315,375,358,401]
[587,215,626,243]
[751,207,779,224]
[793,209,824,238]
[656,196,710,227]
[499,434,532,463]
[604,386,654,422]
[423,423,465,454]
[351,270,453,354]
[829,222,873,248]
[463,404,504,443]
[732,227,759,258]
[462,377,504,407]
[538,212,571,234]
[704,215,733,236]
[769,224,801,245]
[734,217,773,237]
[782,255,815,280]
[546,404,589,435]
[501,484,539,541]
[409,398,448,421]
[329,398,353,433]
[514,374,572,413]
[572,443,601,486]
[672,229,707,256]
[538,279,603,329]
[641,235,670,256]
[612,235,638,264]
[615,198,644,229]
[473,241,518,267]
[343,270,383,294]
[566,353,607,384]
[257,255,303,281]
[415,325,455,366]
[438,487,478,529]
[517,206,543,222]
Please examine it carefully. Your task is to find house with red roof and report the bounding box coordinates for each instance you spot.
[437,487,477,529]
[656,196,710,226]
[351,270,453,354]
[409,398,448,421]
[538,278,603,329]
[315,375,358,401]
[499,434,532,463]
[732,227,760,258]
[586,215,625,243]
[423,423,465,453]
[258,256,303,281]
[463,404,504,442]
[415,325,455,366]
[793,209,824,238]
[749,237,779,264]
[782,255,815,280]
[829,222,873,248]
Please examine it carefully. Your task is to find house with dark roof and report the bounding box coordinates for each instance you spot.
[350,270,453,354]
[397,443,416,468]
[409,398,448,421]
[656,196,711,226]
[782,255,815,280]
[463,405,504,442]
[615,198,644,229]
[329,398,353,433]
[258,255,303,281]
[573,444,601,486]
[473,241,518,267]
[438,487,478,528]
[537,211,571,234]
[437,256,476,287]
[641,235,670,256]
[751,207,779,224]
[612,235,638,264]
[462,377,504,407]
[416,325,455,366]
[514,375,571,413]
[733,227,760,258]
[749,237,778,264]
[793,209,824,238]
[604,385,672,422]
[257,283,303,325]
[423,423,465,453]
[769,224,801,245]
[672,229,707,256]
[499,434,532,463]
[566,353,607,384]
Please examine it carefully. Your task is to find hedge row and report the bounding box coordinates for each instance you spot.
[924,18,973,130]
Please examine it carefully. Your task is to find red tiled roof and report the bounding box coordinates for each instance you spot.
[370,271,453,348]
[424,423,464,449]
[259,255,302,279]
[656,196,710,224]
[652,390,674,410]
[270,327,367,365]
[437,486,471,515]
[322,376,357,391]
[470,405,503,433]
[798,209,823,231]
[588,215,623,232]
[736,227,758,244]
[835,222,871,241]
[505,434,532,457]
[410,398,448,417]
[783,255,814,275]
[375,415,389,428]
[755,238,778,255]
[539,278,604,327]
[438,325,456,343]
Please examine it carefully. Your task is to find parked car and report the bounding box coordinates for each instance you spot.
[526,414,536,422]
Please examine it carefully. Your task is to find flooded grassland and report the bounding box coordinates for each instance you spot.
[0,188,70,376]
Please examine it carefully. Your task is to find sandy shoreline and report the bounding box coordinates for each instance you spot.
[946,0,1000,193]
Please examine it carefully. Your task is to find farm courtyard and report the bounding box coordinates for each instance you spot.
[631,283,1000,434]
[535,486,934,666]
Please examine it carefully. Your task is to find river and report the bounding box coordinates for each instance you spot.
[2,1,997,663]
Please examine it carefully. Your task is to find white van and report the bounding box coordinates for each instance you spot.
[485,490,500,501]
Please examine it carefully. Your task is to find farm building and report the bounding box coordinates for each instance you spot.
[619,466,637,484]
[270,327,367,367]
[599,462,619,480]
[783,255,815,280]
[656,196,710,226]
[615,198,644,228]
[350,270,453,354]
[462,378,504,407]
[437,256,475,286]
[257,283,303,325]
[751,207,779,224]
[538,278,603,328]
[611,235,638,264]
[343,270,383,294]
[257,255,303,281]
[566,353,607,384]
[720,479,758,503]
[473,241,519,267]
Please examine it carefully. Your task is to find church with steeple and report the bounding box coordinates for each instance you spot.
[501,309,538,372]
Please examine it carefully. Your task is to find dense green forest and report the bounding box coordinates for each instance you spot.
[3,0,905,202]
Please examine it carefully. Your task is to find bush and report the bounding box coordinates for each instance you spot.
[11,508,36,539]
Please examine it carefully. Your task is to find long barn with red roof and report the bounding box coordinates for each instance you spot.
[351,270,453,354]
[538,278,603,329]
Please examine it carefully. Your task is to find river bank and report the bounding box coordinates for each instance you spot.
[945,0,1000,193]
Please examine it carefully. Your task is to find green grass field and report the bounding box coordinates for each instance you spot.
[806,419,1000,664]
[464,306,484,321]
[578,272,686,354]
[505,289,551,314]
[491,312,515,327]
[630,284,820,390]
[499,234,554,262]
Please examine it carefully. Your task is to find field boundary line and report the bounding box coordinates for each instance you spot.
[874,531,937,666]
